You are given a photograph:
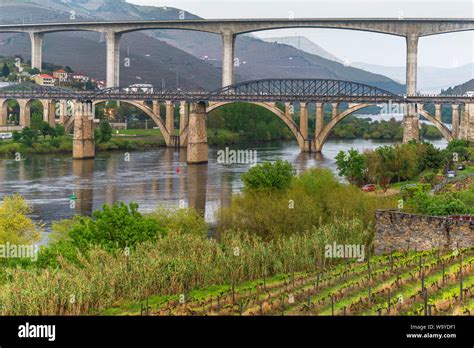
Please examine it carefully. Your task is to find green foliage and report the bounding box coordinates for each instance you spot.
[2,63,10,78]
[241,160,295,192]
[68,202,167,251]
[95,121,113,144]
[148,208,208,236]
[220,168,396,240]
[0,195,41,244]
[207,103,293,144]
[405,191,473,216]
[335,148,366,186]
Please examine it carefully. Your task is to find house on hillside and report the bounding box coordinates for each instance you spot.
[33,74,57,87]
[71,73,90,83]
[53,69,69,82]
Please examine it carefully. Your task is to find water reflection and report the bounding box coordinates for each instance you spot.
[0,138,448,237]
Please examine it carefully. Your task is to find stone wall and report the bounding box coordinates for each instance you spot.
[375,210,473,254]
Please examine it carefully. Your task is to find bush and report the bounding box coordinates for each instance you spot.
[241,160,295,192]
[405,191,473,216]
[67,202,167,251]
[148,208,208,236]
[0,195,42,244]
[220,168,396,240]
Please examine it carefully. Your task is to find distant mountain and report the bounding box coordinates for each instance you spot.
[441,79,474,95]
[0,0,405,93]
[352,62,474,94]
[260,36,342,63]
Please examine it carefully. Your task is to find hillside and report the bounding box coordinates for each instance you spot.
[441,79,474,95]
[0,0,404,93]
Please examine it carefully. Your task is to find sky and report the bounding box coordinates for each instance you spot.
[126,0,474,68]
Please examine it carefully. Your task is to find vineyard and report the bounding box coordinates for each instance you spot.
[108,247,474,316]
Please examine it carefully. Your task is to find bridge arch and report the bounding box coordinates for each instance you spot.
[315,103,455,152]
[65,100,171,144]
[417,108,454,142]
[205,101,305,149]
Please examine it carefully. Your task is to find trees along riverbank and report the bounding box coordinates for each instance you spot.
[0,161,397,315]
[335,140,474,216]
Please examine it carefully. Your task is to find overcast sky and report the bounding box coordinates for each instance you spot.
[126,0,473,68]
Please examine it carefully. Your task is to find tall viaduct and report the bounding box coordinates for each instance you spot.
[0,18,473,163]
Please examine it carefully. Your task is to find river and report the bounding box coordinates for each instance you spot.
[0,137,448,241]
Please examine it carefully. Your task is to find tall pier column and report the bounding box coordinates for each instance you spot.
[29,32,44,71]
[434,103,442,121]
[221,31,236,87]
[403,33,420,143]
[73,101,95,160]
[187,101,208,164]
[105,31,122,88]
[452,104,460,139]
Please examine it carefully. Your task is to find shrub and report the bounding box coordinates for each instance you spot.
[0,194,42,244]
[241,160,295,192]
[67,202,167,251]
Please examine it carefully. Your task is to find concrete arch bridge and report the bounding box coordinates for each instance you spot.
[0,79,473,163]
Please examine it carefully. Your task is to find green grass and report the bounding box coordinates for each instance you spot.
[113,129,163,137]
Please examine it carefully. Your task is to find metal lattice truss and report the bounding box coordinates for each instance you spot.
[206,78,403,103]
[0,80,472,104]
[0,83,83,100]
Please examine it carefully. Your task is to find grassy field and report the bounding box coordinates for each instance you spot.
[103,247,473,316]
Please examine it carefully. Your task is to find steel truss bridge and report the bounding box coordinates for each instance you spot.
[0,79,472,104]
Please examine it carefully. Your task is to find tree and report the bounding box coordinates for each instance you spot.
[1,63,10,78]
[366,146,396,193]
[0,195,41,244]
[98,120,113,143]
[335,148,366,186]
[20,127,37,147]
[40,121,55,140]
[55,125,66,137]
[241,160,295,192]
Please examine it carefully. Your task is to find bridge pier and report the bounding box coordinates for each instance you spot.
[299,102,311,151]
[165,101,175,145]
[18,100,30,128]
[179,101,189,147]
[402,33,421,143]
[331,103,338,119]
[452,104,460,139]
[29,32,43,71]
[104,31,122,88]
[435,103,442,121]
[222,31,236,87]
[59,100,68,125]
[0,99,7,126]
[460,103,474,141]
[73,101,95,160]
[403,103,420,143]
[187,101,208,164]
[42,100,56,126]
